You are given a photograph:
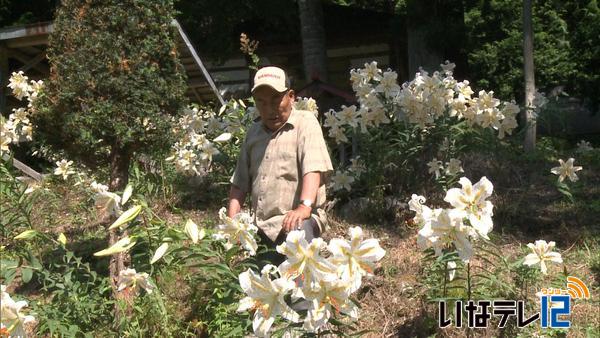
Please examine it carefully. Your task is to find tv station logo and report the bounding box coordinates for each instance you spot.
[439,276,591,329]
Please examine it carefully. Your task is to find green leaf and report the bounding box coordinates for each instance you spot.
[21,267,33,283]
[108,205,142,230]
[14,229,38,240]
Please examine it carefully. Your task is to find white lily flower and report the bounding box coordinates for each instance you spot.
[348,156,366,177]
[576,140,593,153]
[408,194,433,225]
[444,177,494,239]
[328,227,386,292]
[550,158,583,183]
[446,158,464,176]
[576,140,593,152]
[294,97,319,116]
[7,71,31,101]
[216,207,258,255]
[117,268,154,294]
[523,240,563,274]
[184,219,204,244]
[430,208,475,262]
[10,108,29,126]
[53,159,75,180]
[276,230,337,291]
[323,109,340,128]
[497,115,518,139]
[362,61,382,81]
[440,60,456,73]
[302,278,359,332]
[1,285,36,337]
[28,79,43,100]
[237,268,299,337]
[328,124,348,144]
[416,214,442,254]
[375,71,401,97]
[90,181,109,193]
[200,142,220,162]
[336,105,360,128]
[427,158,443,179]
[447,261,457,281]
[16,176,42,194]
[94,190,122,217]
[213,132,232,143]
[330,171,354,192]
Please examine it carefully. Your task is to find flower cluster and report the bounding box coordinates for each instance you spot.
[427,157,464,179]
[531,90,549,118]
[213,207,259,256]
[237,226,385,336]
[293,97,318,117]
[1,285,36,337]
[576,140,593,153]
[167,106,223,175]
[325,61,520,144]
[412,176,494,262]
[1,72,42,155]
[328,156,365,192]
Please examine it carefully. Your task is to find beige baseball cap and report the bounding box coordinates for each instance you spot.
[251,66,290,93]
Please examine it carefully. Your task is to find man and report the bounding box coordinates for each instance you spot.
[227,66,333,260]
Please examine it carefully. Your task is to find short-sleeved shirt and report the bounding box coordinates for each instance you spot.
[230,108,334,242]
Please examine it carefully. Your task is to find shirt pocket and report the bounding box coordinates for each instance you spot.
[277,148,299,182]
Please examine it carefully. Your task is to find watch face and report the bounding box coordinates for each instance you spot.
[302,200,312,207]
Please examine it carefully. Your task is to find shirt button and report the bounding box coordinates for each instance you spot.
[265,155,269,159]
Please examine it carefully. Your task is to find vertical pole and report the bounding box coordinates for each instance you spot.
[523,0,536,152]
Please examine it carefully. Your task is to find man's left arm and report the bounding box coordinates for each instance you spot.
[282,113,333,232]
[282,171,320,232]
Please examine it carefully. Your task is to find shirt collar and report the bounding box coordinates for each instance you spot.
[285,107,300,128]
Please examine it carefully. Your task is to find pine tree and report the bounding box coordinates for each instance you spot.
[33,0,187,323]
[35,0,187,190]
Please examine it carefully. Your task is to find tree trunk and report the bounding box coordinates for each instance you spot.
[406,0,444,75]
[523,0,536,152]
[298,0,328,83]
[108,145,133,327]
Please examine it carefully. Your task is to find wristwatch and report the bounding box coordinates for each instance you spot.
[300,199,313,208]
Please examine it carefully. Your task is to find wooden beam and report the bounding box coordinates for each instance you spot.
[171,19,225,106]
[190,86,204,105]
[17,52,46,73]
[6,35,49,49]
[1,154,44,181]
[7,49,49,74]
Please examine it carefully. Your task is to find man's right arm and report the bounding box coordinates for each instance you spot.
[227,185,246,218]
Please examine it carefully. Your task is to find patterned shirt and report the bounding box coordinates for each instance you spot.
[230,108,334,241]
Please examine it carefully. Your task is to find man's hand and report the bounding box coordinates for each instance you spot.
[228,185,246,218]
[282,204,312,233]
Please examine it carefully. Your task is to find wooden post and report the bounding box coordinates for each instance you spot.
[523,0,536,152]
